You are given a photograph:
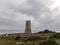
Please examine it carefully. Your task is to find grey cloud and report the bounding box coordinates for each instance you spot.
[0,0,60,33]
[8,0,52,18]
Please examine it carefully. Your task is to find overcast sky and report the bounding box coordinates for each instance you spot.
[0,0,60,33]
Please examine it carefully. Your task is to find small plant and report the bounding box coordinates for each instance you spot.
[14,36,21,40]
[39,39,58,45]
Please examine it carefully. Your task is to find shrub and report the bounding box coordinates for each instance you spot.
[39,39,58,45]
[14,36,21,40]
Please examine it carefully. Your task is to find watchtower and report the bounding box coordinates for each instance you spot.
[25,20,31,36]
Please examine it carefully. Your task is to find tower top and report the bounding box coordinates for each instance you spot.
[26,20,30,22]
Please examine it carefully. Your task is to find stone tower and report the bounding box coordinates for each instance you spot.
[25,20,31,35]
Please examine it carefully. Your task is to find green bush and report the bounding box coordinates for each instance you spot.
[24,36,47,42]
[53,34,60,39]
[25,36,40,42]
[39,39,58,45]
[14,36,21,40]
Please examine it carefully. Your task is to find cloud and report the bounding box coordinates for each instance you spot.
[0,0,60,33]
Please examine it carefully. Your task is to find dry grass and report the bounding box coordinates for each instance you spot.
[0,39,16,45]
